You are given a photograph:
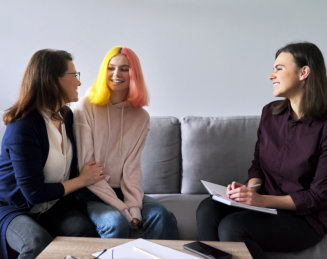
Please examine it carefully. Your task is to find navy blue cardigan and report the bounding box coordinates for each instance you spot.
[0,109,79,259]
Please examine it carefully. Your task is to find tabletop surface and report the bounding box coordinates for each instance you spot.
[36,236,252,259]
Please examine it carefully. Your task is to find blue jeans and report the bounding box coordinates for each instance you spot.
[87,195,178,239]
[6,196,98,259]
[6,215,53,259]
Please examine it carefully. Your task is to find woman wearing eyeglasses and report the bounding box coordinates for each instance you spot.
[0,49,105,259]
[73,46,178,239]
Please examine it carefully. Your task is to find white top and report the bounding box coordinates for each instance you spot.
[29,112,73,214]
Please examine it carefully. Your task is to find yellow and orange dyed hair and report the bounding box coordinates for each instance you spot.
[87,46,149,108]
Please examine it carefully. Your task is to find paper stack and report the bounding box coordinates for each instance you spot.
[92,238,200,259]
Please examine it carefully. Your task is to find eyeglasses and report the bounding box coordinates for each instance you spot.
[64,72,80,81]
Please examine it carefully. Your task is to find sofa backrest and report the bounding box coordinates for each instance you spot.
[141,116,261,194]
[141,117,181,194]
[180,116,260,194]
[0,114,260,195]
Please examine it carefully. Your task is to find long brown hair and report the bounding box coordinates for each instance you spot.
[272,42,327,120]
[3,49,73,125]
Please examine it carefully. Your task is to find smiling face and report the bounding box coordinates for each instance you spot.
[269,52,304,100]
[107,54,130,93]
[59,61,81,103]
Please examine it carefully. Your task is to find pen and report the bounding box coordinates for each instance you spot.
[94,248,107,259]
[133,246,161,259]
[248,183,261,188]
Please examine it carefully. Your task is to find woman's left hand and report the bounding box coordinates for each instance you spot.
[227,184,265,207]
[131,218,141,230]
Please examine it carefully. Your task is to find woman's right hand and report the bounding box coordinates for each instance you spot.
[79,161,105,186]
[226,181,244,196]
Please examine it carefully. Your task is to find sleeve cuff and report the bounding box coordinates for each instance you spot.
[290,192,312,215]
[121,208,133,222]
[129,206,142,221]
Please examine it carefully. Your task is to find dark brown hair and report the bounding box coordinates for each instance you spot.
[3,49,73,124]
[272,42,327,120]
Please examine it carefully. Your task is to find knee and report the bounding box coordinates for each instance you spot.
[64,216,99,237]
[196,198,215,221]
[6,215,53,258]
[143,204,178,239]
[97,213,131,238]
[218,215,243,241]
[160,207,178,229]
[12,229,52,258]
[27,231,53,257]
[145,203,176,225]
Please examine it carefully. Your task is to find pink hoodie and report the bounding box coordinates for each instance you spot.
[73,97,149,221]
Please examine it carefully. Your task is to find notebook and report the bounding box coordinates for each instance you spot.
[201,180,277,215]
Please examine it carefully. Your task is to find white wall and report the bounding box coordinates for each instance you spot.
[1,0,327,117]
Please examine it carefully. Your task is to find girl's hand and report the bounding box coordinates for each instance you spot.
[131,218,141,230]
[79,161,105,186]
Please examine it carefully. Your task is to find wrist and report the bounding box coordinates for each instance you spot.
[260,195,268,208]
[73,175,87,188]
[129,207,142,221]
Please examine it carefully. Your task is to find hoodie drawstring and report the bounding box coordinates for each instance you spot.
[106,102,124,159]
[120,103,125,156]
[103,105,111,170]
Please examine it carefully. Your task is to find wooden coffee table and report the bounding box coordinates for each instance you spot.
[36,236,252,258]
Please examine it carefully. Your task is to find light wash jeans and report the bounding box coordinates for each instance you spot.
[87,195,179,239]
[6,196,98,259]
[6,214,53,259]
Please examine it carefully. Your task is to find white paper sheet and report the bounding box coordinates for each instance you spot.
[201,180,278,215]
[92,238,200,259]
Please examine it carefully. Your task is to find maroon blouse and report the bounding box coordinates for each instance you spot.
[248,101,327,236]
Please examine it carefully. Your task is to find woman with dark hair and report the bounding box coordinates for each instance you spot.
[74,46,178,239]
[0,49,105,259]
[196,42,327,258]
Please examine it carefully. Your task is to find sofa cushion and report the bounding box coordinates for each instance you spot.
[148,193,208,240]
[266,234,327,259]
[141,117,181,194]
[181,116,260,194]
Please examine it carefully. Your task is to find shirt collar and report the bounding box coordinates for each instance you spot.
[286,103,313,125]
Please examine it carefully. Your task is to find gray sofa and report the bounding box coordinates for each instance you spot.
[0,114,326,258]
[141,116,327,259]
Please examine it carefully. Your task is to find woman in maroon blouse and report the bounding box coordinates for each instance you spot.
[196,42,327,259]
